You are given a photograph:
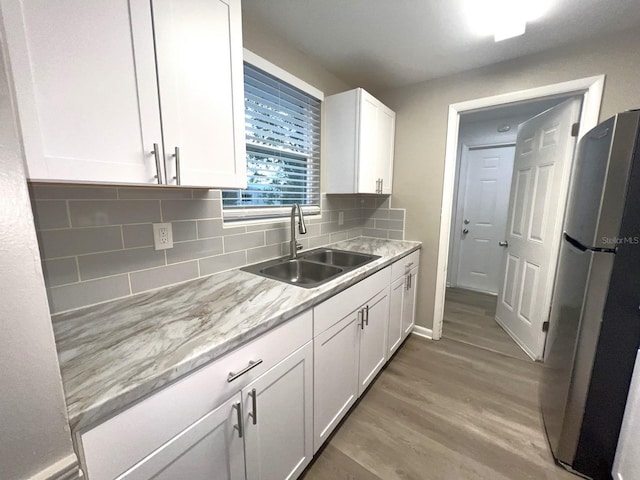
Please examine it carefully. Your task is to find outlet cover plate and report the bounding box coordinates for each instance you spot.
[153,223,173,250]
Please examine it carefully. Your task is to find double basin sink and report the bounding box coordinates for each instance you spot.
[242,248,380,288]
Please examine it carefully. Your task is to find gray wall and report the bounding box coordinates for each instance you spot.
[31,187,404,314]
[0,35,78,480]
[379,26,640,331]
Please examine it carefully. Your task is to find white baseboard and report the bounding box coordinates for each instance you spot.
[28,454,81,480]
[411,325,433,340]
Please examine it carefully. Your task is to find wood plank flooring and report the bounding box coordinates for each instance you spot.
[443,287,531,361]
[301,294,576,479]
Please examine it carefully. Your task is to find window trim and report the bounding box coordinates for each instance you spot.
[223,50,324,223]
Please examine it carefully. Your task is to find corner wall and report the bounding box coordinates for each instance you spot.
[379,27,640,331]
[0,33,79,480]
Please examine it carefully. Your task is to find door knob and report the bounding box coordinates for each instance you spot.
[463,228,469,234]
[499,240,509,247]
[464,219,470,225]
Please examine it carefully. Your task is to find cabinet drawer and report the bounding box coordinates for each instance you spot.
[79,309,312,480]
[391,250,420,281]
[314,266,391,336]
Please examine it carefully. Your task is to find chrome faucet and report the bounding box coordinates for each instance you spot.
[290,204,307,259]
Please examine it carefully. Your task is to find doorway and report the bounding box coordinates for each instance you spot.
[445,98,573,359]
[433,76,605,360]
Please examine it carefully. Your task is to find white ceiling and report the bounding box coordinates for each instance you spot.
[242,0,640,93]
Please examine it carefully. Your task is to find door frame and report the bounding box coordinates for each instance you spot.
[432,75,605,341]
[448,142,516,291]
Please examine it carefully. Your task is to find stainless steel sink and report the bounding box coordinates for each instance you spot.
[259,260,343,287]
[242,248,380,288]
[300,248,375,268]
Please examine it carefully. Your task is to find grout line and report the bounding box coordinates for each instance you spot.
[126,272,132,295]
[75,256,81,282]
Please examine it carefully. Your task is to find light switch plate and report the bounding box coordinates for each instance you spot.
[153,223,173,250]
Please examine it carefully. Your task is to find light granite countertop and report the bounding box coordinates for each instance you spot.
[51,238,421,433]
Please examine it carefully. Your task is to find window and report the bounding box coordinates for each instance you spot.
[223,58,322,221]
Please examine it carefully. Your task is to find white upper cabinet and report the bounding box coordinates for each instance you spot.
[325,88,396,194]
[1,0,246,188]
[153,0,246,188]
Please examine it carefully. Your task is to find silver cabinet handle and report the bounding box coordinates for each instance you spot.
[173,146,181,185]
[227,359,263,382]
[358,308,364,329]
[405,274,410,291]
[233,402,243,438]
[464,219,470,225]
[364,305,369,326]
[463,228,469,234]
[499,240,509,247]
[152,143,163,184]
[409,273,412,289]
[249,388,257,425]
[380,178,383,193]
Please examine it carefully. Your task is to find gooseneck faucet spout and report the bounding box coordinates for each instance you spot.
[290,204,307,259]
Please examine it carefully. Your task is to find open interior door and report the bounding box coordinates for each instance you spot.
[495,97,582,360]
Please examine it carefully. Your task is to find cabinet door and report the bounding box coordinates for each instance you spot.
[117,394,245,480]
[388,276,405,357]
[313,312,360,452]
[2,0,163,184]
[358,288,390,395]
[377,105,395,194]
[244,342,313,480]
[402,267,419,339]
[356,90,381,194]
[153,0,247,188]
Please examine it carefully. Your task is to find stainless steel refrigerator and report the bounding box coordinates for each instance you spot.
[541,110,640,479]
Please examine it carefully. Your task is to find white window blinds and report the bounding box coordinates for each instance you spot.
[223,62,321,220]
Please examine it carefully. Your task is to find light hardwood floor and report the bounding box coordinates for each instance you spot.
[443,287,531,361]
[301,290,575,480]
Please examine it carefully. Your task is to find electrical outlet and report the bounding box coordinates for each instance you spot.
[153,223,173,250]
[338,211,344,225]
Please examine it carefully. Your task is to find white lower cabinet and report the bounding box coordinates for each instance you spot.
[388,276,405,356]
[387,251,420,357]
[243,342,313,480]
[313,267,391,452]
[117,394,245,480]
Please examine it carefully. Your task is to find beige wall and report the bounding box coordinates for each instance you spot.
[242,11,351,96]
[379,27,640,331]
[0,36,79,480]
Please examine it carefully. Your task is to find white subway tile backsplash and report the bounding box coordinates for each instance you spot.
[197,219,245,238]
[224,231,265,253]
[30,184,117,200]
[199,251,246,276]
[122,224,154,248]
[118,187,192,200]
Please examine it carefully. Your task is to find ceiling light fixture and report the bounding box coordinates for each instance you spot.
[465,0,552,42]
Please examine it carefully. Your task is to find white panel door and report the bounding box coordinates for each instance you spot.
[313,311,360,452]
[358,288,390,395]
[153,0,247,188]
[117,393,245,480]
[495,97,582,360]
[3,0,163,184]
[387,276,405,356]
[244,342,313,480]
[457,146,515,293]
